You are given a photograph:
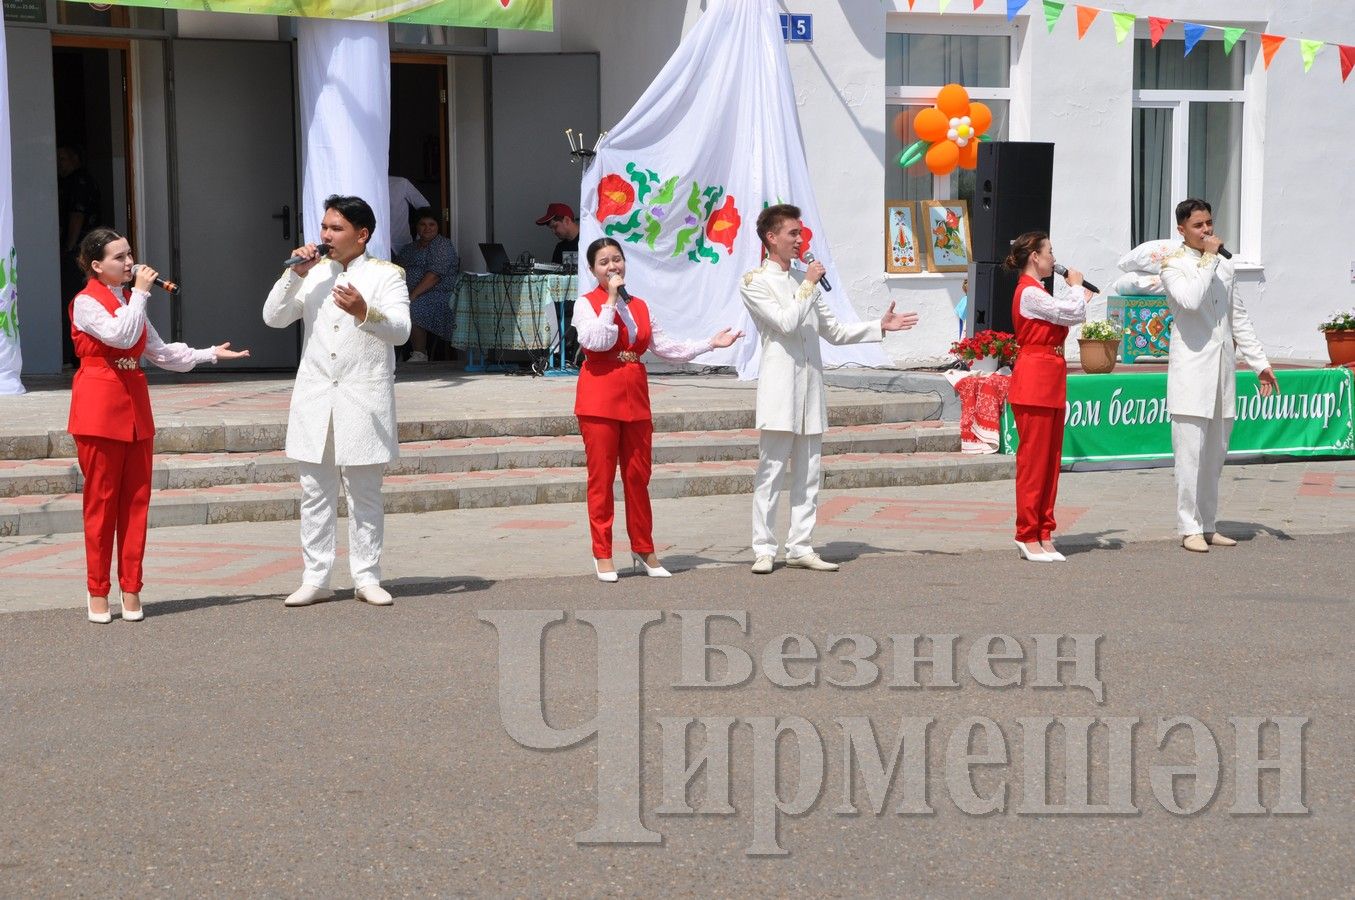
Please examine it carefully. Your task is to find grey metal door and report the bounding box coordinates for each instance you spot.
[170,40,299,368]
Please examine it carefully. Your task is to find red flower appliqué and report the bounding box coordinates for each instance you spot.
[596,174,635,221]
[705,196,742,254]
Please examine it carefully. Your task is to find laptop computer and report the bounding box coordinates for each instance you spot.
[479,242,512,275]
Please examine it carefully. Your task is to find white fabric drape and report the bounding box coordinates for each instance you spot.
[0,19,23,394]
[578,0,887,378]
[298,20,392,259]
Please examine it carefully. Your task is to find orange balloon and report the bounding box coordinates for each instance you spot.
[957,140,980,170]
[913,107,949,143]
[925,140,960,176]
[968,101,993,136]
[936,83,970,118]
[892,110,912,143]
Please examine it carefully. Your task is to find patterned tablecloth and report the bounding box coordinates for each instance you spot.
[450,274,577,353]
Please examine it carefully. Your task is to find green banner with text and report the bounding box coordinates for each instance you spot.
[64,0,551,28]
[1001,369,1355,463]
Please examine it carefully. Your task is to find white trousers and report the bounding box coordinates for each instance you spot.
[751,430,822,559]
[296,427,386,589]
[1171,413,1234,535]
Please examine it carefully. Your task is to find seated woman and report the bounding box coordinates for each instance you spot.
[394,207,459,363]
[573,238,743,581]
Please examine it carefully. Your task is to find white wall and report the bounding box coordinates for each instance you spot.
[552,0,1355,364]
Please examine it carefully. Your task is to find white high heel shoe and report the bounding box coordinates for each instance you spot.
[120,591,144,622]
[593,559,618,583]
[87,592,112,625]
[631,553,672,578]
[1041,545,1067,562]
[1014,540,1055,562]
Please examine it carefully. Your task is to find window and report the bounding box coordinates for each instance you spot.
[886,31,1013,205]
[1132,37,1246,250]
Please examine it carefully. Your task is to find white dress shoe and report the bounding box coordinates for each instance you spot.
[120,591,145,622]
[593,559,618,583]
[354,584,394,606]
[87,592,112,625]
[751,555,774,575]
[1014,540,1055,562]
[785,553,840,572]
[284,584,334,607]
[631,552,672,577]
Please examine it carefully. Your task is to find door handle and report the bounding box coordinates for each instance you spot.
[271,204,291,241]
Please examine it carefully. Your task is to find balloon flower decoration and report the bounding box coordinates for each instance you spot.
[895,84,994,176]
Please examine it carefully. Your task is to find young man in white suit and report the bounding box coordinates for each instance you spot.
[1160,198,1277,553]
[264,195,412,605]
[739,204,919,574]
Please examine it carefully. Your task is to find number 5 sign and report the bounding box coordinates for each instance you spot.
[779,13,813,43]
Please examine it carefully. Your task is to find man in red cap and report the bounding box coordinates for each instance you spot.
[536,202,580,265]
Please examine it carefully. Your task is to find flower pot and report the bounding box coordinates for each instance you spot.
[1325,330,1355,367]
[970,356,1001,373]
[1078,339,1119,374]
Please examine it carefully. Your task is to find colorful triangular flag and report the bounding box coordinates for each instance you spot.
[939,0,951,11]
[1182,23,1207,56]
[907,0,915,9]
[975,0,985,8]
[1075,5,1099,39]
[1112,12,1136,44]
[1222,27,1245,56]
[1007,0,1030,21]
[1300,39,1324,72]
[1341,45,1355,82]
[1149,17,1172,47]
[1261,33,1286,70]
[1043,0,1064,33]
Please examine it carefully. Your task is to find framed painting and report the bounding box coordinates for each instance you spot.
[884,200,921,274]
[923,200,972,273]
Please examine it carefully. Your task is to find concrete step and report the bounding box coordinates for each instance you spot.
[0,394,943,460]
[0,450,1014,536]
[0,422,960,498]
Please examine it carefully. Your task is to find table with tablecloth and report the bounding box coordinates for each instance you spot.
[450,273,578,371]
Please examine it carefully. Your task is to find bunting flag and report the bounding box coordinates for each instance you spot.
[938,0,951,12]
[1261,33,1286,70]
[1074,5,1098,39]
[1223,27,1245,55]
[1182,22,1206,56]
[1148,16,1171,47]
[1300,39,1324,72]
[974,0,984,8]
[1007,0,1028,21]
[1111,11,1135,44]
[1043,0,1064,33]
[1342,45,1355,82]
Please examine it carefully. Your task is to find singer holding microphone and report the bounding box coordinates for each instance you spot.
[572,238,743,581]
[1005,231,1090,563]
[1160,199,1276,553]
[68,227,249,622]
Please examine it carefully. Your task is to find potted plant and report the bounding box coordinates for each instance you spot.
[1077,320,1121,374]
[1319,310,1355,367]
[950,330,1017,373]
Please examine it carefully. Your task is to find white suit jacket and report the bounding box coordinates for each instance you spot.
[1160,246,1269,420]
[263,253,412,465]
[739,259,883,434]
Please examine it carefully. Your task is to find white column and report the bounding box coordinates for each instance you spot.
[0,18,25,394]
[297,19,392,259]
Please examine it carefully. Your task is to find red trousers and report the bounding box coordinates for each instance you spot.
[578,415,654,559]
[75,435,154,595]
[1012,404,1065,543]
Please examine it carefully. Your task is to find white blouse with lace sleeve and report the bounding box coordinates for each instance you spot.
[1018,279,1089,326]
[72,289,217,372]
[571,296,713,362]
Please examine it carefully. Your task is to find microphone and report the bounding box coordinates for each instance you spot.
[1053,264,1099,296]
[616,286,632,304]
[284,243,331,267]
[1216,246,1233,260]
[801,252,831,291]
[130,264,180,296]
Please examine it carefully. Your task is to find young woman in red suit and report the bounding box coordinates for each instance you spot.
[1005,231,1090,563]
[69,228,250,622]
[572,238,743,582]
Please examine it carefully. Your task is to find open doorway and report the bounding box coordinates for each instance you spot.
[53,38,135,368]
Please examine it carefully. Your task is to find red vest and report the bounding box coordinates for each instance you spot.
[67,278,154,441]
[1008,273,1070,409]
[574,287,653,422]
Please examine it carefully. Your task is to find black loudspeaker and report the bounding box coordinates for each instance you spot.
[970,142,1055,264]
[970,261,1018,335]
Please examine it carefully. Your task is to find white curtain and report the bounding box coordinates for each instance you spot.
[298,19,392,259]
[578,0,888,378]
[0,19,22,394]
